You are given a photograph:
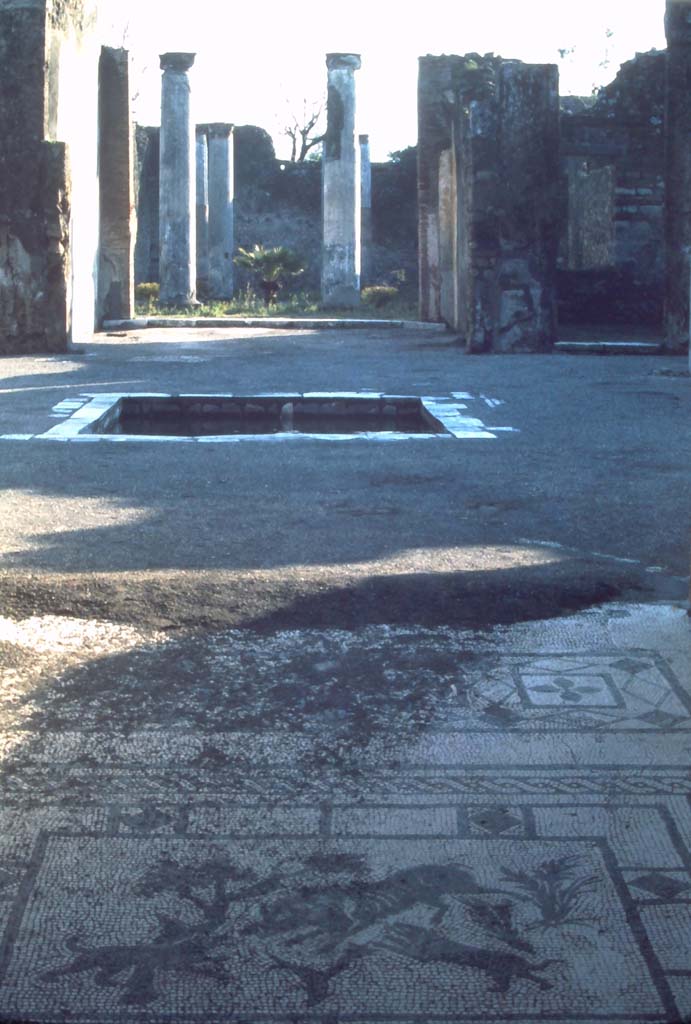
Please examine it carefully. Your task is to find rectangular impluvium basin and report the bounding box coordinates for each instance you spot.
[92,395,448,437]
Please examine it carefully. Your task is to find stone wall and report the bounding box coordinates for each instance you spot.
[134,124,418,298]
[371,147,418,295]
[418,54,560,352]
[559,51,666,325]
[417,56,462,323]
[0,0,100,354]
[664,0,691,351]
[134,126,160,284]
[0,0,70,353]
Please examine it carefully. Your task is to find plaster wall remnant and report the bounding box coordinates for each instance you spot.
[664,0,691,353]
[195,128,209,298]
[97,46,135,322]
[159,51,197,307]
[559,51,666,328]
[205,123,234,300]
[134,125,160,284]
[0,0,99,353]
[322,53,361,308]
[359,134,373,286]
[564,162,615,271]
[417,56,462,323]
[418,54,560,352]
[437,147,458,330]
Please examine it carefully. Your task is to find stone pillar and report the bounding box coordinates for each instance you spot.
[0,0,101,353]
[438,147,458,328]
[359,133,373,286]
[206,123,234,300]
[134,126,160,285]
[417,56,464,322]
[97,46,135,322]
[322,53,361,308]
[488,61,560,352]
[195,127,209,299]
[418,54,559,348]
[664,0,691,353]
[159,52,196,306]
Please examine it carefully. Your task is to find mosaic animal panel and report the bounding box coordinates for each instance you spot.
[0,835,673,1021]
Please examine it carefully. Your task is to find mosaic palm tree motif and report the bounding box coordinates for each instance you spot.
[502,856,599,929]
[41,851,601,1007]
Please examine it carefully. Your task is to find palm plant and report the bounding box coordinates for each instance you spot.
[234,245,305,306]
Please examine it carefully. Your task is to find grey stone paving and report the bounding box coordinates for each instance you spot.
[0,326,689,1021]
[0,603,689,1023]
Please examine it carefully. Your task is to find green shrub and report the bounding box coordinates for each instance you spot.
[233,245,305,306]
[361,285,399,309]
[135,282,159,301]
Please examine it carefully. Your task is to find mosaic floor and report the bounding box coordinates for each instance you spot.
[0,604,689,1023]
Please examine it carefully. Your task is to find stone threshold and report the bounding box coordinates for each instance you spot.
[555,340,664,355]
[102,317,450,332]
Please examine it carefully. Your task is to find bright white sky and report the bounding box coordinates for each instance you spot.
[101,0,667,161]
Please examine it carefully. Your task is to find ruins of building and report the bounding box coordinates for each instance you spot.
[418,54,560,352]
[1,0,690,356]
[0,0,134,354]
[134,127,417,296]
[414,40,690,353]
[559,51,666,328]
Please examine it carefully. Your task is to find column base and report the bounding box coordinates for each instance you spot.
[159,294,200,309]
[321,285,361,309]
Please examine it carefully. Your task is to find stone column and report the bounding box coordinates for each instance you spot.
[159,52,196,306]
[322,53,361,308]
[195,127,209,299]
[206,123,234,300]
[489,61,560,352]
[417,55,464,322]
[97,46,135,323]
[664,0,691,353]
[438,146,458,328]
[359,133,373,286]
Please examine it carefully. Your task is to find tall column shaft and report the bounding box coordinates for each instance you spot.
[664,1,691,353]
[206,123,234,300]
[417,56,464,321]
[159,52,196,306]
[196,127,209,298]
[359,133,373,286]
[322,53,361,308]
[97,46,135,322]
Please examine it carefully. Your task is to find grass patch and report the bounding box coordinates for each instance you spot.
[134,288,419,321]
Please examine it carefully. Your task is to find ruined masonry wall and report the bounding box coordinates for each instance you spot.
[559,51,666,325]
[417,54,560,351]
[0,0,99,353]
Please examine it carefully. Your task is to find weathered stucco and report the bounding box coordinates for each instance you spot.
[559,51,666,328]
[97,45,135,322]
[322,53,361,308]
[0,140,71,352]
[417,56,464,323]
[159,52,197,307]
[205,123,234,301]
[418,54,560,352]
[0,0,100,353]
[665,0,691,351]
